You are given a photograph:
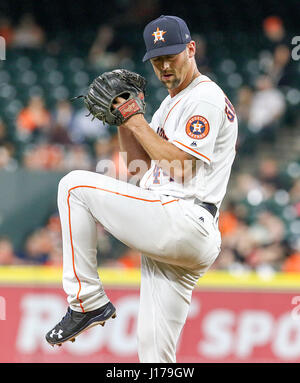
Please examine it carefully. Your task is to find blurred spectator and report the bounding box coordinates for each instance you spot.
[216,208,287,272]
[257,158,284,191]
[259,42,295,88]
[52,99,74,132]
[49,99,74,144]
[214,219,256,271]
[88,25,135,70]
[248,75,285,136]
[16,95,51,142]
[0,236,18,265]
[21,228,52,264]
[111,0,160,27]
[235,86,254,149]
[193,34,211,74]
[94,136,114,162]
[262,16,287,51]
[22,142,95,171]
[118,249,141,268]
[248,243,285,271]
[104,248,141,269]
[46,213,61,244]
[63,144,93,171]
[0,16,14,46]
[252,202,285,265]
[70,107,109,143]
[0,119,8,145]
[45,247,62,266]
[230,173,259,201]
[94,134,131,180]
[0,145,17,170]
[88,25,119,69]
[212,247,236,271]
[94,136,114,174]
[115,45,135,70]
[44,213,62,266]
[235,86,253,125]
[249,210,285,246]
[289,179,300,205]
[282,252,300,273]
[219,203,239,237]
[48,123,72,145]
[23,143,65,170]
[0,118,17,170]
[267,44,295,87]
[16,214,63,266]
[96,223,114,258]
[12,13,45,49]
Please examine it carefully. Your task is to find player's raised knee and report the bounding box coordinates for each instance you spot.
[57,170,90,195]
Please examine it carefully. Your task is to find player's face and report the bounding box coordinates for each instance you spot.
[150,42,195,94]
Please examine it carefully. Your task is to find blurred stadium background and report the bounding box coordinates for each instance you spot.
[0,0,300,363]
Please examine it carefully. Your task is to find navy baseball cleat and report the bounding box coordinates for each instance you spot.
[45,301,116,346]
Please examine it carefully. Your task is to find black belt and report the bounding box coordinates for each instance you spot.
[194,198,218,218]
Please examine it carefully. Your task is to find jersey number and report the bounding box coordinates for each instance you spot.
[153,165,160,184]
[225,97,236,122]
[152,165,174,184]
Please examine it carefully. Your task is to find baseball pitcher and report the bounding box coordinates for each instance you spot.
[46,15,238,363]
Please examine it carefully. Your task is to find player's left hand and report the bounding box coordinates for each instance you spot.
[82,69,147,126]
[112,96,146,127]
[112,96,127,108]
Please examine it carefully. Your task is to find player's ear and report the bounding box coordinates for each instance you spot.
[187,41,196,58]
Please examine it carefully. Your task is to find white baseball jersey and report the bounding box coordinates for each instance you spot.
[140,75,238,209]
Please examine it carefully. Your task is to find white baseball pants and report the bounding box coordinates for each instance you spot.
[57,170,221,362]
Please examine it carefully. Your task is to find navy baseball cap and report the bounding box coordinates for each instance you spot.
[142,15,191,62]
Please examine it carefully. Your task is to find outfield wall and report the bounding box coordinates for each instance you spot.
[0,267,300,363]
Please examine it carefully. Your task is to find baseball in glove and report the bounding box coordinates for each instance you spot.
[82,69,147,126]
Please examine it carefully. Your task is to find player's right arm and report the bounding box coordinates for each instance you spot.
[118,125,151,177]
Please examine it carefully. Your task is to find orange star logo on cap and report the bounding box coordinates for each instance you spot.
[152,27,166,43]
